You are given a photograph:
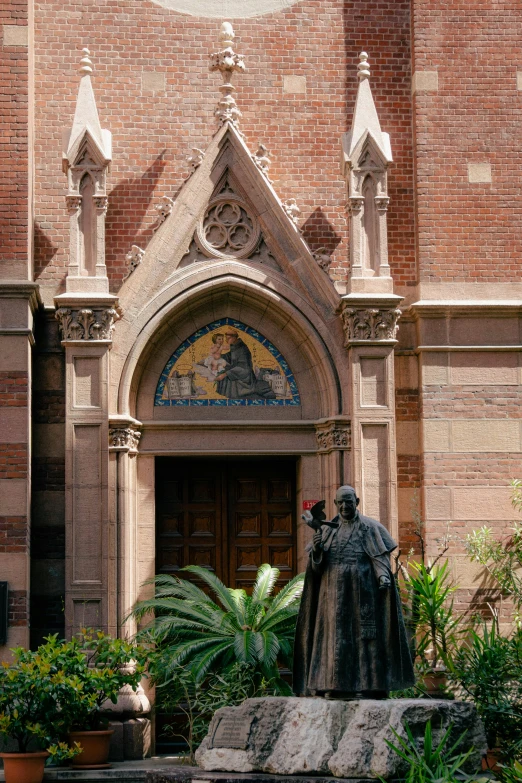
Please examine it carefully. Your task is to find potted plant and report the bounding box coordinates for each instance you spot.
[51,629,147,768]
[0,639,80,783]
[404,559,460,695]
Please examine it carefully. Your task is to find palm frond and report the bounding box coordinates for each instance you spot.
[252,631,279,667]
[190,640,236,682]
[263,573,304,618]
[252,564,279,603]
[234,630,256,663]
[182,566,240,615]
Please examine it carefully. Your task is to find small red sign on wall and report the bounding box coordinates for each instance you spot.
[302,499,321,510]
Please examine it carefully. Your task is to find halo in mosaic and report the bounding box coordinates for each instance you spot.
[155,319,301,407]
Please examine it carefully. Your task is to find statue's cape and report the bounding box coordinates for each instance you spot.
[293,513,414,696]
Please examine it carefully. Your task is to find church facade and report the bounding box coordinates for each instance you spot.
[1,0,521,663]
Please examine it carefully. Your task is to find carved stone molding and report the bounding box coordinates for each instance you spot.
[109,427,141,454]
[315,420,352,453]
[187,147,205,174]
[341,305,401,344]
[346,197,364,215]
[55,305,121,342]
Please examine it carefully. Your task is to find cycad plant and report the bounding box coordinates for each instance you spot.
[130,563,304,692]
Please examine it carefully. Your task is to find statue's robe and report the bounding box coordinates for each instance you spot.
[216,338,275,399]
[293,513,414,696]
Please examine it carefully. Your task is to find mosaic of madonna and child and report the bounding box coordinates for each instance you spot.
[155,319,300,407]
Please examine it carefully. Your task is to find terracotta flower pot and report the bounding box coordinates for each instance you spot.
[68,730,114,769]
[0,751,49,783]
[482,747,501,772]
[422,668,447,695]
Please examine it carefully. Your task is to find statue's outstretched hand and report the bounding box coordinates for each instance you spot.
[379,575,391,590]
[312,530,323,553]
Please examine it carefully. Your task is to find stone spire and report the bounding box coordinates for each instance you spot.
[61,47,112,293]
[341,51,393,294]
[64,48,111,168]
[343,51,391,162]
[210,22,245,129]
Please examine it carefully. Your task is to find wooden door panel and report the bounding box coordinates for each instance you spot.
[156,458,296,589]
[235,512,261,537]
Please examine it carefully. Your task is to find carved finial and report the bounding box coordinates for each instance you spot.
[79,47,93,76]
[357,51,370,81]
[210,22,245,129]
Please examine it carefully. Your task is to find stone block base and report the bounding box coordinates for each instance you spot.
[195,698,486,779]
[109,718,152,761]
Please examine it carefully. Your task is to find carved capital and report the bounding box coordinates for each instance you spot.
[66,195,82,214]
[55,305,122,342]
[341,305,401,344]
[375,196,390,212]
[315,421,352,453]
[347,197,364,215]
[109,426,141,453]
[93,195,109,214]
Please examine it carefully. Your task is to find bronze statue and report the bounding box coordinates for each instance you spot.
[293,486,414,699]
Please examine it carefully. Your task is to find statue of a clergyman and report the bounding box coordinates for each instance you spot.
[293,486,414,699]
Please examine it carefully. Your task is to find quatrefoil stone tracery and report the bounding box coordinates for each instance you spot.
[196,197,260,259]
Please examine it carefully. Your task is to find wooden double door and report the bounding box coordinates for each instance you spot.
[155,457,297,589]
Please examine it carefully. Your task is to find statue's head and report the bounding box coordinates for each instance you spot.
[335,485,359,521]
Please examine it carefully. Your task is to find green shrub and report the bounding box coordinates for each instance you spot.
[446,623,522,761]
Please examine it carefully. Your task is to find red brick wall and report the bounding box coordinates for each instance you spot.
[32,0,415,294]
[0,3,29,276]
[411,0,522,282]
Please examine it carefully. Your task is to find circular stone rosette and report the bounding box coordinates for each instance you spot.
[196,196,261,259]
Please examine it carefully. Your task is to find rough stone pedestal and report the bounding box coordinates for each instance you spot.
[195,698,486,780]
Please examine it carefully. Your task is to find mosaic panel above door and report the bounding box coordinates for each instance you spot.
[155,319,300,407]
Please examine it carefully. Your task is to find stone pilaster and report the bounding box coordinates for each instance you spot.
[340,295,402,538]
[314,418,352,517]
[55,295,120,637]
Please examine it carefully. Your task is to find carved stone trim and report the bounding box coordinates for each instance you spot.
[341,305,401,344]
[109,426,141,454]
[252,144,272,182]
[282,198,301,230]
[55,305,121,342]
[315,420,352,453]
[347,197,364,215]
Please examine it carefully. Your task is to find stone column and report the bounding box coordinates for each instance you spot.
[108,416,142,635]
[55,299,120,637]
[340,297,402,538]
